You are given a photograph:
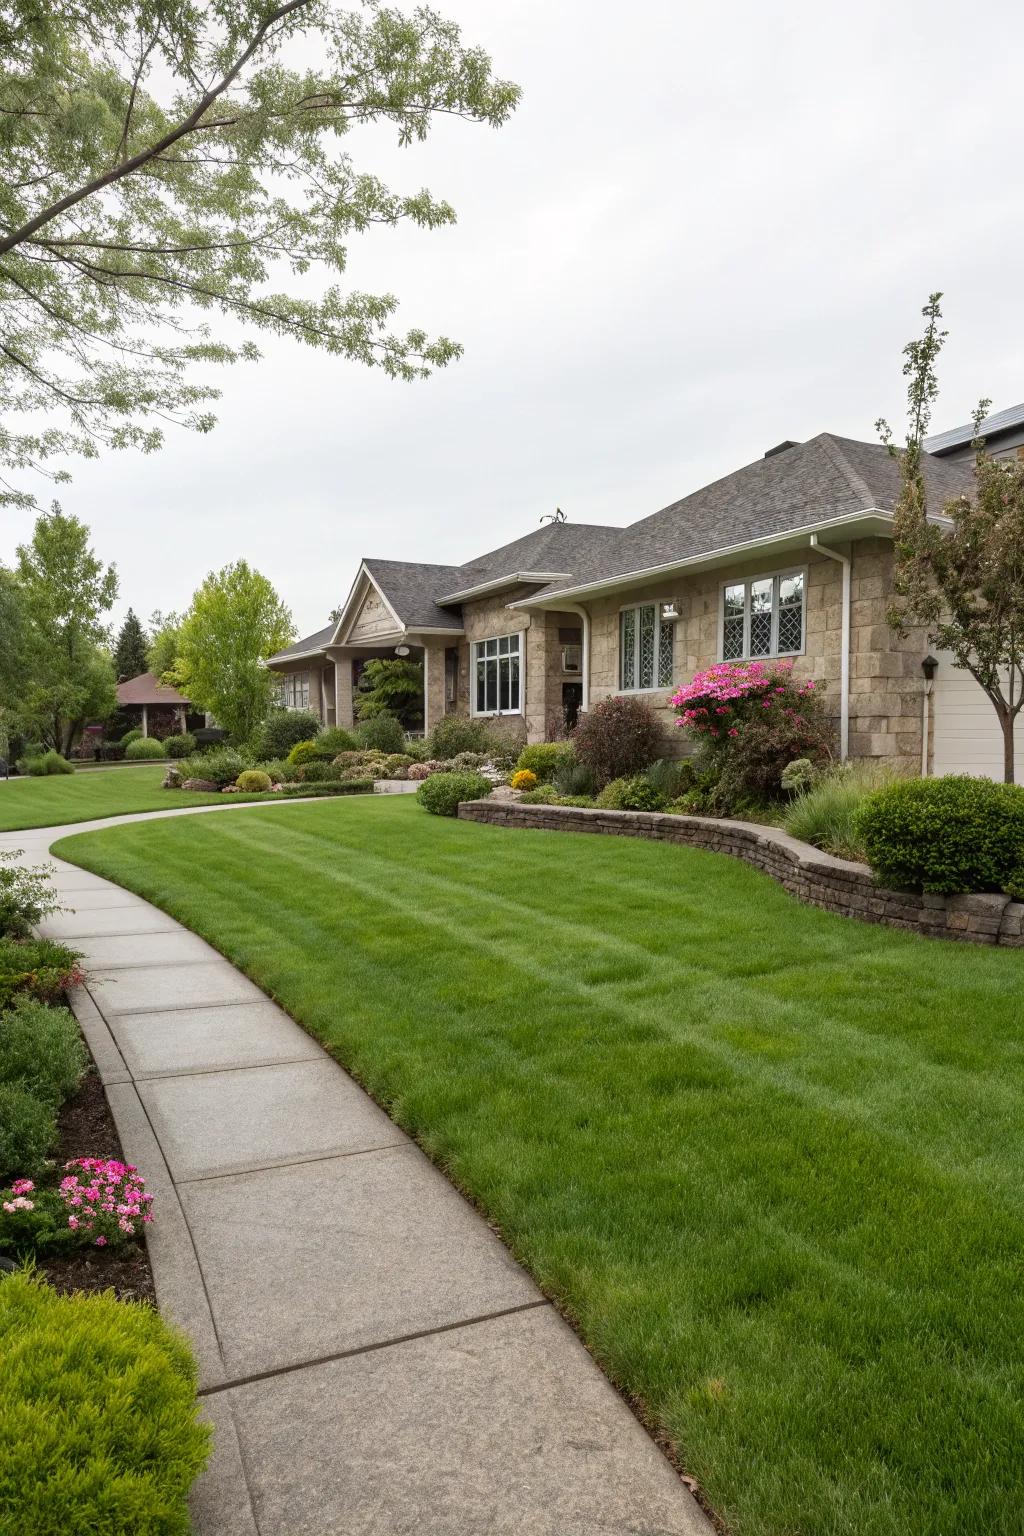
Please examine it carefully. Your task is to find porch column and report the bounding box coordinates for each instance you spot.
[141,703,148,737]
[328,649,354,729]
[421,641,446,737]
[524,615,551,744]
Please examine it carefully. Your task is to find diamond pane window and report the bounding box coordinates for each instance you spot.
[722,584,745,660]
[719,570,805,661]
[638,605,656,689]
[472,633,521,715]
[778,573,804,653]
[621,607,636,687]
[658,620,674,687]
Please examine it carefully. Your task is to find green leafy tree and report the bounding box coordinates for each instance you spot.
[355,656,424,727]
[13,509,118,752]
[0,1,519,506]
[0,570,34,757]
[173,561,294,742]
[147,610,183,678]
[113,607,149,680]
[878,293,1024,783]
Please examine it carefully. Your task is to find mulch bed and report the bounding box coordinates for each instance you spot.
[35,1068,156,1305]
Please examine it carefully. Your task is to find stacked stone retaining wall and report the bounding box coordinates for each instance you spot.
[457,800,1024,948]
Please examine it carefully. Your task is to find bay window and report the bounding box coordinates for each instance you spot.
[472,633,522,715]
[720,570,804,660]
[619,603,674,691]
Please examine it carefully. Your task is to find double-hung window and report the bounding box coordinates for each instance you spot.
[619,603,674,691]
[278,671,310,710]
[720,570,804,661]
[472,633,522,715]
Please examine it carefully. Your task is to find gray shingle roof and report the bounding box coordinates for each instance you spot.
[361,559,468,631]
[529,434,974,598]
[267,622,336,662]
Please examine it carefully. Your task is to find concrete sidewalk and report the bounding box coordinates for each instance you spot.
[6,803,711,1536]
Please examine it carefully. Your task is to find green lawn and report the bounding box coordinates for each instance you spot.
[55,797,1024,1536]
[0,765,271,832]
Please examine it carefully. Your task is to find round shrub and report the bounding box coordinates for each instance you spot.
[286,739,322,767]
[428,716,491,759]
[357,714,405,755]
[519,785,560,805]
[0,1270,210,1534]
[595,775,667,811]
[572,696,666,787]
[236,769,272,793]
[316,725,359,756]
[0,1084,57,1181]
[254,708,322,759]
[416,771,492,817]
[855,775,1024,894]
[515,742,570,783]
[124,735,166,760]
[511,769,538,790]
[163,732,197,759]
[120,727,143,745]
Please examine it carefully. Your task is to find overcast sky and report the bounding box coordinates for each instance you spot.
[5,0,1024,640]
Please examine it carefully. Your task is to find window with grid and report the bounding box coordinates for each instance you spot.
[278,671,310,709]
[472,633,522,714]
[619,604,674,690]
[720,571,804,660]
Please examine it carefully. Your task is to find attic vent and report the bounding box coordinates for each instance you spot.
[765,440,800,459]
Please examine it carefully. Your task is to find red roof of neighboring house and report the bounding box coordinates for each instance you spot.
[116,672,191,707]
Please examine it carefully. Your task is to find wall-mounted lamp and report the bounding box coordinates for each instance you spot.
[921,654,938,681]
[394,644,411,657]
[661,601,680,622]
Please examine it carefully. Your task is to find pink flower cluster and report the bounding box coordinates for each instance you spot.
[59,1157,154,1247]
[672,660,816,737]
[3,1178,35,1213]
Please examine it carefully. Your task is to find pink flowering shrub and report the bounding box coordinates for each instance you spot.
[672,659,834,811]
[59,1158,154,1247]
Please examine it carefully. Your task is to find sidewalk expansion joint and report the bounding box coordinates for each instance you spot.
[174,1140,411,1186]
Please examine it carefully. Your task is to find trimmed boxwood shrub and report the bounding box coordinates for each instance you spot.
[572,695,666,787]
[856,774,1024,894]
[120,727,143,745]
[357,714,405,755]
[124,736,165,760]
[254,708,322,759]
[0,1270,209,1535]
[0,997,86,1110]
[416,771,492,817]
[236,769,272,793]
[163,732,197,759]
[280,779,374,798]
[286,739,322,766]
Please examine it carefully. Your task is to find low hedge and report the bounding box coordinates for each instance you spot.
[416,771,492,817]
[0,1270,209,1536]
[279,779,374,798]
[0,997,86,1111]
[856,774,1024,895]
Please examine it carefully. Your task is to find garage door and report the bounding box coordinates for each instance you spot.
[931,650,1024,778]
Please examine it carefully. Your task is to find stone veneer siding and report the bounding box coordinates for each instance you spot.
[457,799,1024,948]
[584,537,929,770]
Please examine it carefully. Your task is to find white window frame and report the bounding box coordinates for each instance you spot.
[618,602,675,692]
[278,671,311,710]
[470,631,524,716]
[717,566,807,662]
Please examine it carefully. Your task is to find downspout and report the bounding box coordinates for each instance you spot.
[921,682,932,777]
[809,534,850,760]
[557,602,591,712]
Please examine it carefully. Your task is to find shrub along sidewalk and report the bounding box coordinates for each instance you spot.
[55,794,1024,1536]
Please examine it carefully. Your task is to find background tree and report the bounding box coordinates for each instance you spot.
[14,508,118,752]
[172,561,293,742]
[113,607,149,680]
[0,569,34,757]
[147,610,183,678]
[355,656,424,727]
[878,292,1024,782]
[0,1,519,506]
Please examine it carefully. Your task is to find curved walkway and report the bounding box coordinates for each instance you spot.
[5,800,711,1536]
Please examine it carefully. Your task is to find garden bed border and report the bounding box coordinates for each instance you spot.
[457,799,1024,947]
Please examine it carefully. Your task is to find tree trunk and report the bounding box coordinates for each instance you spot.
[1001,710,1015,784]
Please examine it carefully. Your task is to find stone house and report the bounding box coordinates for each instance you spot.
[267,417,1023,776]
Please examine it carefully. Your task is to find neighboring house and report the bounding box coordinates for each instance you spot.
[115,673,198,738]
[267,414,1024,776]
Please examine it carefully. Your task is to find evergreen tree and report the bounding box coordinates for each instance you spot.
[113,608,149,681]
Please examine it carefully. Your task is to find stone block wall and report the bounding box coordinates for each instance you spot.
[457,799,1024,948]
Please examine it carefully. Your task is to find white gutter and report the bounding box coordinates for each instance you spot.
[809,534,851,760]
[509,508,898,609]
[557,603,591,713]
